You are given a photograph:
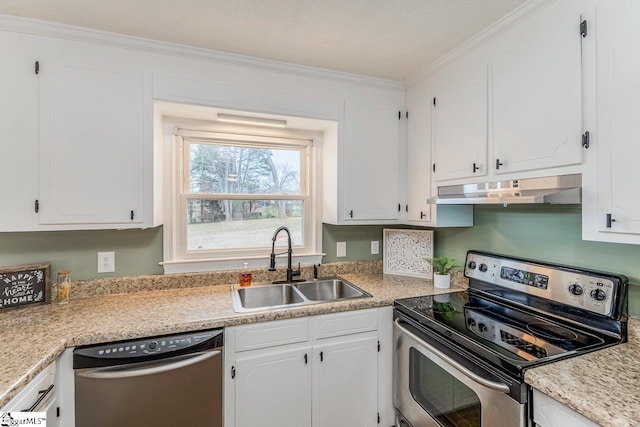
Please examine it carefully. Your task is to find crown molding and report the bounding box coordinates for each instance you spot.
[0,13,403,90]
[404,0,557,86]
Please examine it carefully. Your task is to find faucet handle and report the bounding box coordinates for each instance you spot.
[292,262,301,277]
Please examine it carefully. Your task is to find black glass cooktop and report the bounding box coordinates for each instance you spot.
[395,290,613,373]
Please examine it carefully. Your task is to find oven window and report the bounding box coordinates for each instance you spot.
[409,348,482,427]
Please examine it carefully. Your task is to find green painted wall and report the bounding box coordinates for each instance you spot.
[0,227,163,279]
[1,206,639,314]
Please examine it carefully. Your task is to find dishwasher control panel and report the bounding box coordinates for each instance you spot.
[73,329,223,364]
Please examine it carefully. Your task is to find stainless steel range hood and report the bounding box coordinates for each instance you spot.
[427,174,581,205]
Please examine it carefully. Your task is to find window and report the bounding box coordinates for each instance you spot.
[163,124,322,273]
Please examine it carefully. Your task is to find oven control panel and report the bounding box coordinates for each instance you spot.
[464,252,623,318]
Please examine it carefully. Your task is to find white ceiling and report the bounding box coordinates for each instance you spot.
[0,0,528,81]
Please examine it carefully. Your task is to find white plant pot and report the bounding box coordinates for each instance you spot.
[433,273,451,289]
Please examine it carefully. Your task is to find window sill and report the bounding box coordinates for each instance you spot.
[161,253,325,274]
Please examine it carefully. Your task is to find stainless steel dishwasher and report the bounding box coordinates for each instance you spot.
[73,328,223,427]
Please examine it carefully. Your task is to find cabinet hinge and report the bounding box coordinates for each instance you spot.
[377,341,381,352]
[35,61,39,75]
[34,200,39,213]
[433,97,436,107]
[580,19,588,38]
[377,412,380,424]
[231,366,236,379]
[582,131,590,149]
[56,407,60,417]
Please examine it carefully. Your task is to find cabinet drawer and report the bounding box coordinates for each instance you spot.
[234,318,309,352]
[311,308,378,340]
[2,362,56,412]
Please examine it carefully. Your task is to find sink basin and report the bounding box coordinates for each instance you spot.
[235,284,304,309]
[231,276,371,312]
[294,279,369,301]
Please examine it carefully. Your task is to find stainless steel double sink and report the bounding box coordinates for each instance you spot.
[231,276,371,312]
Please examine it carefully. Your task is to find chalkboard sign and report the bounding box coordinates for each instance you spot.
[0,263,51,310]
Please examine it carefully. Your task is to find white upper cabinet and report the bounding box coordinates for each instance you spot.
[0,32,40,231]
[425,0,588,185]
[431,61,488,182]
[583,0,640,243]
[342,100,401,222]
[491,0,585,175]
[38,42,148,226]
[404,82,473,227]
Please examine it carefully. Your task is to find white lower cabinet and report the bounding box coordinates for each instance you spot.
[234,347,311,427]
[533,389,600,427]
[312,337,378,427]
[1,362,58,427]
[225,308,390,427]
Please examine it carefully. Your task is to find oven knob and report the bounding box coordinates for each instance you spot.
[590,289,607,301]
[467,261,477,270]
[148,341,158,350]
[479,263,488,273]
[568,284,583,296]
[467,318,477,328]
[478,323,488,333]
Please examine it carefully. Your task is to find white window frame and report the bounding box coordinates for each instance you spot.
[162,126,323,273]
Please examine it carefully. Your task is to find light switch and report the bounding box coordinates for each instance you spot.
[337,242,346,257]
[371,240,380,255]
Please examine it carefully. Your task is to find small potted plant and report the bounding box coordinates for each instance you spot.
[425,256,458,289]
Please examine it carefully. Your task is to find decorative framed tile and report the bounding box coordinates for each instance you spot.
[383,229,434,278]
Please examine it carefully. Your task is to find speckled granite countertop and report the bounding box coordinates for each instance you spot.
[0,269,462,408]
[525,318,640,427]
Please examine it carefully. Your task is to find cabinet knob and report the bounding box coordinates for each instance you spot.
[606,213,616,228]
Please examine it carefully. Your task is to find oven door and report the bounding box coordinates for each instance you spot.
[393,317,526,427]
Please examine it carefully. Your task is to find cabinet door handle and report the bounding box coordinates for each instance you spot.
[495,159,504,170]
[319,351,324,362]
[304,354,308,365]
[473,163,480,173]
[606,213,616,228]
[349,210,353,218]
[420,211,426,219]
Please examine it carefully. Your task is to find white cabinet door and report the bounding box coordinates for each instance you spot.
[312,337,378,427]
[491,0,584,175]
[406,88,431,224]
[38,52,146,226]
[431,61,488,182]
[0,32,40,231]
[234,347,311,427]
[588,0,640,240]
[533,389,600,427]
[343,101,400,221]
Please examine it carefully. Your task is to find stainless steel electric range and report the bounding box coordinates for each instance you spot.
[393,250,628,427]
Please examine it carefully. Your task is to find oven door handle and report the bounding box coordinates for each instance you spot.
[394,318,511,394]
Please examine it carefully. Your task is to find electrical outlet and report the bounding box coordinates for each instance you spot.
[337,242,346,257]
[97,251,115,273]
[371,240,380,255]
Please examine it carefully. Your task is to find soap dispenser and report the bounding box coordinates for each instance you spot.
[239,262,252,287]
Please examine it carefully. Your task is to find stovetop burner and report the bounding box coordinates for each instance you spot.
[526,322,578,341]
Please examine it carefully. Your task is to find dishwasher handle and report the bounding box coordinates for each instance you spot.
[77,350,220,380]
